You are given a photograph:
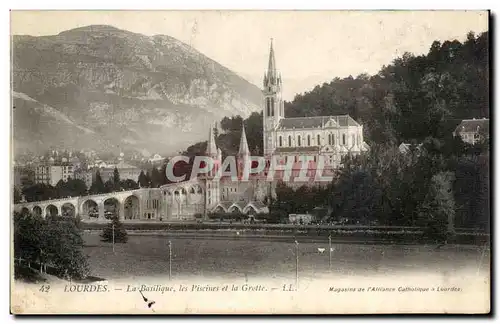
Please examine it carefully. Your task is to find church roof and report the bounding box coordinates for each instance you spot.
[217,201,233,209]
[274,146,320,153]
[277,115,360,130]
[232,201,247,210]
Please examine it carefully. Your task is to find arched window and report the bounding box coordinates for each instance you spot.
[279,136,283,147]
[297,135,301,147]
[357,134,360,146]
[270,97,275,117]
[307,135,311,146]
[288,135,292,147]
[352,134,355,146]
[332,134,335,145]
[266,98,270,116]
[317,134,321,146]
[328,134,332,145]
[342,134,346,145]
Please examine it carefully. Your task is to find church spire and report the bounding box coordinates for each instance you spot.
[238,123,250,156]
[207,123,217,156]
[267,38,276,83]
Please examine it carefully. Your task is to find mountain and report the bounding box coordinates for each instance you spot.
[12,25,263,156]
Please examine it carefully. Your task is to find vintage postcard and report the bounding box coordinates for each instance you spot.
[10,10,490,314]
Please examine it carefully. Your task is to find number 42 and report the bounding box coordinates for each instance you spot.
[39,285,50,293]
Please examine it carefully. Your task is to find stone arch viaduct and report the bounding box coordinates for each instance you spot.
[13,188,164,221]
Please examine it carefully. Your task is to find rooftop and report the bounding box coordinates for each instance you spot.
[454,118,489,134]
[277,115,360,130]
[275,146,320,153]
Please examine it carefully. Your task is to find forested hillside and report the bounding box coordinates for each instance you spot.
[284,31,488,145]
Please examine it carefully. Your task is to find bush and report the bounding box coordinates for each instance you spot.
[101,216,128,243]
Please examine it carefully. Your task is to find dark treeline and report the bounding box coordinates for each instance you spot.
[17,166,169,202]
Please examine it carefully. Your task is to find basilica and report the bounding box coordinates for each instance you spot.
[159,40,369,220]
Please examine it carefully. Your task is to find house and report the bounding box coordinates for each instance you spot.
[453,118,489,145]
[34,163,74,186]
[148,154,165,165]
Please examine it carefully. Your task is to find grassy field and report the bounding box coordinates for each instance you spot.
[83,232,490,282]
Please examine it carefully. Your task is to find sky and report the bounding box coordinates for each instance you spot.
[11,10,488,100]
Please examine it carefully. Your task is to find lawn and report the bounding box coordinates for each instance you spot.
[83,232,490,282]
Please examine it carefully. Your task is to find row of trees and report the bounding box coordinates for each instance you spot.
[13,212,90,279]
[17,165,176,202]
[88,166,178,193]
[19,178,87,203]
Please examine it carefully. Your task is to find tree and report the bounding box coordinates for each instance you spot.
[150,167,161,188]
[417,171,456,243]
[113,167,121,191]
[13,187,21,203]
[13,212,45,269]
[245,112,264,155]
[100,216,128,243]
[145,171,152,188]
[66,178,87,197]
[55,179,69,198]
[120,179,139,190]
[159,163,168,186]
[89,170,105,194]
[138,171,149,188]
[44,215,90,279]
[104,180,114,193]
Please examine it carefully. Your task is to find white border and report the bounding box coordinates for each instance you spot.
[1,1,497,322]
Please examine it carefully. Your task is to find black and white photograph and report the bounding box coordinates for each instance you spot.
[9,10,490,314]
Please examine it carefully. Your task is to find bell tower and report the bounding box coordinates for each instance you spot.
[263,38,284,157]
